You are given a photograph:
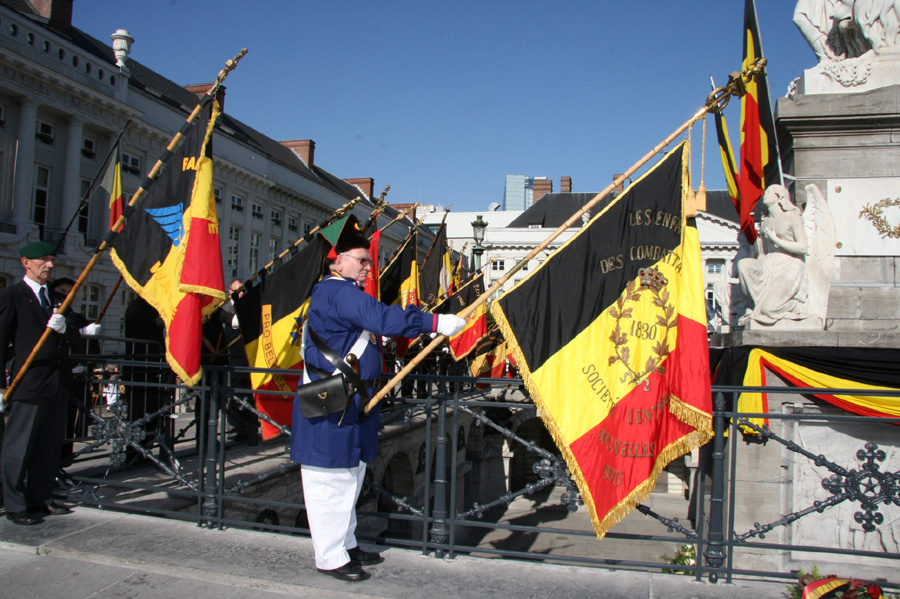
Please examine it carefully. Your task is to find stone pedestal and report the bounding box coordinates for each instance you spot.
[776,84,900,336]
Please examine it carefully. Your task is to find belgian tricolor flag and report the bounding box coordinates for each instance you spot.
[110,102,225,386]
[433,272,489,361]
[380,232,419,358]
[419,223,451,307]
[101,143,124,232]
[234,240,325,440]
[491,143,712,539]
[738,0,781,243]
[381,232,419,309]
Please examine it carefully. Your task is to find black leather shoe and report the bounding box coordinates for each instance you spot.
[6,511,43,525]
[30,503,73,516]
[317,562,370,582]
[348,546,384,566]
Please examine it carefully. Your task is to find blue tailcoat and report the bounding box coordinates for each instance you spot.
[290,275,437,468]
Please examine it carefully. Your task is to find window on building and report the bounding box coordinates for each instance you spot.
[492,260,505,271]
[271,209,282,227]
[249,232,261,271]
[0,273,9,288]
[36,120,54,145]
[33,165,50,229]
[288,216,298,232]
[121,153,141,175]
[81,284,102,320]
[78,179,91,234]
[213,187,222,204]
[228,226,241,276]
[304,221,312,235]
[82,137,96,159]
[251,202,263,220]
[0,105,6,128]
[269,237,280,261]
[522,260,528,271]
[707,260,724,275]
[231,194,244,212]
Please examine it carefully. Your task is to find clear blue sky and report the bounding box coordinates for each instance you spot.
[73,1,814,213]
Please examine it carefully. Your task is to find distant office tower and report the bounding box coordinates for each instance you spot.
[503,175,552,211]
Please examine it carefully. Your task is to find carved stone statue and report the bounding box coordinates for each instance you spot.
[737,184,834,330]
[795,0,900,61]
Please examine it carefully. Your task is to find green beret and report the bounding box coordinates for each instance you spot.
[19,241,57,259]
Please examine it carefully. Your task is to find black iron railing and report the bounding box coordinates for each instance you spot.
[56,353,900,591]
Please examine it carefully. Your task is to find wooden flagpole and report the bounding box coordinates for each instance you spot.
[363,59,766,414]
[4,49,248,401]
[235,195,362,294]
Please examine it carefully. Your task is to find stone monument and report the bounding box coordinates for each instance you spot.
[717,0,900,343]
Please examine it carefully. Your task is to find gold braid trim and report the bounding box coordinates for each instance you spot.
[490,300,713,539]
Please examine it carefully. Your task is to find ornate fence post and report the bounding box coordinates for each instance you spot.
[429,380,450,556]
[703,390,728,582]
[200,369,221,525]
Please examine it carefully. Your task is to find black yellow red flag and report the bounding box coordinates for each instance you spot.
[469,330,509,388]
[110,103,225,386]
[433,273,489,361]
[100,143,124,232]
[381,232,419,309]
[714,111,741,212]
[233,240,325,440]
[490,143,712,539]
[419,223,451,307]
[739,0,781,243]
[380,232,419,358]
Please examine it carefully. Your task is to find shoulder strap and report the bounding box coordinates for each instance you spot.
[307,326,371,402]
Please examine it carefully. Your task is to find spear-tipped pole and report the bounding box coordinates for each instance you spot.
[4,49,248,401]
[361,185,390,232]
[377,203,419,236]
[235,196,362,294]
[363,61,765,415]
[423,256,495,312]
[379,213,427,276]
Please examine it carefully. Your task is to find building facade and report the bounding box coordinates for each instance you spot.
[0,0,419,335]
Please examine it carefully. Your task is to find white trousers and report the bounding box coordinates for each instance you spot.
[300,461,366,570]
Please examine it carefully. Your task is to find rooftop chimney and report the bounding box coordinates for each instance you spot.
[281,140,315,167]
[184,83,226,110]
[30,0,73,28]
[561,176,572,193]
[346,178,374,200]
[532,178,553,203]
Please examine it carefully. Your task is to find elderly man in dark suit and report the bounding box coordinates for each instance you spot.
[0,241,74,525]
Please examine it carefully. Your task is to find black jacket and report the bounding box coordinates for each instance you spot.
[0,280,71,401]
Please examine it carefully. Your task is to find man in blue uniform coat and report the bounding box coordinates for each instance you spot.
[291,228,464,582]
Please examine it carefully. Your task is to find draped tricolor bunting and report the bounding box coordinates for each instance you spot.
[491,143,712,538]
[712,346,900,433]
[110,102,225,386]
[234,241,325,440]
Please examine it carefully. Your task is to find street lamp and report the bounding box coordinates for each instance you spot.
[471,215,488,271]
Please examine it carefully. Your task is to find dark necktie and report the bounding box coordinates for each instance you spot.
[39,287,51,315]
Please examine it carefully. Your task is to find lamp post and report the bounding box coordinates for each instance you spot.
[471,214,488,271]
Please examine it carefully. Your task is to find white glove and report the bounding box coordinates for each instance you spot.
[80,323,102,336]
[0,388,5,413]
[231,314,240,329]
[47,314,66,333]
[435,314,466,337]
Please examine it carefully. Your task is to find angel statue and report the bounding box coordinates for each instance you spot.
[737,184,835,330]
